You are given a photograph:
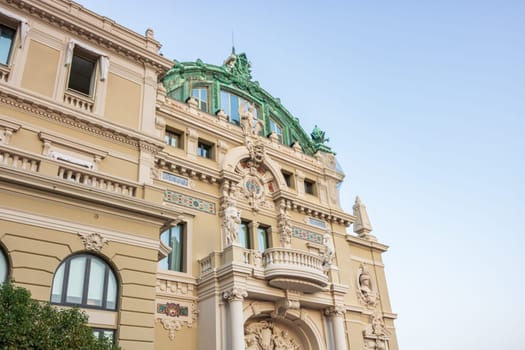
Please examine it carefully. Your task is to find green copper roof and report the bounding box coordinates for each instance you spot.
[162,52,334,155]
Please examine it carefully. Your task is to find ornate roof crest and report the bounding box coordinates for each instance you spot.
[311,125,334,154]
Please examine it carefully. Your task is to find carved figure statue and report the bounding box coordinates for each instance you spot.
[245,328,260,350]
[322,232,335,269]
[358,268,378,307]
[223,196,241,246]
[278,201,292,248]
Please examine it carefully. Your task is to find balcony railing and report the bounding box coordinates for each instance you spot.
[57,166,136,197]
[0,149,40,172]
[262,247,328,293]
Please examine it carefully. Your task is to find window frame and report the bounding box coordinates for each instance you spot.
[197,138,214,160]
[304,178,317,196]
[256,225,270,252]
[269,118,284,143]
[0,22,16,66]
[92,328,116,344]
[0,247,8,283]
[164,127,184,149]
[220,89,258,126]
[64,40,108,99]
[238,221,252,249]
[191,86,209,113]
[66,46,98,97]
[50,254,118,311]
[159,223,186,273]
[281,170,295,189]
[0,10,28,68]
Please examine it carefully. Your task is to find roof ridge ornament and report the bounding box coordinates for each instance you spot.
[311,125,334,154]
[223,51,252,81]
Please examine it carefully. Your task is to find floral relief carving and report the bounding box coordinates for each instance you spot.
[78,232,108,251]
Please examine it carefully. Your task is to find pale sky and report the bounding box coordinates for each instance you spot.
[76,1,525,349]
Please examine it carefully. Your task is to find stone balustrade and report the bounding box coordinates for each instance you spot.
[63,91,94,112]
[57,166,136,197]
[0,148,40,172]
[262,247,328,293]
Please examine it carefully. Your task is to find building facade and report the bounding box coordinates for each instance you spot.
[0,1,398,349]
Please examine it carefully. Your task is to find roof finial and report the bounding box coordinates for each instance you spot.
[353,196,376,241]
[232,31,236,55]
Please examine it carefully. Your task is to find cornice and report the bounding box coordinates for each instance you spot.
[158,99,339,176]
[0,87,164,153]
[2,0,173,73]
[273,192,355,227]
[0,164,182,222]
[156,151,221,184]
[345,234,389,252]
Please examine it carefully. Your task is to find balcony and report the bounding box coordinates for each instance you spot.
[262,247,328,293]
[198,246,329,294]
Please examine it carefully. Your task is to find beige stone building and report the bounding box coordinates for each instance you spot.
[0,0,398,349]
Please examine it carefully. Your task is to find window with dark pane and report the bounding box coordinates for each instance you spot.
[68,47,97,96]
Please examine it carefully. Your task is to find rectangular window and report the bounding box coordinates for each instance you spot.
[192,87,208,112]
[0,23,15,65]
[257,226,269,252]
[238,221,251,249]
[281,170,294,188]
[165,128,183,148]
[269,118,283,143]
[304,178,316,196]
[67,46,97,96]
[197,139,214,159]
[159,224,184,272]
[92,329,115,344]
[220,90,257,125]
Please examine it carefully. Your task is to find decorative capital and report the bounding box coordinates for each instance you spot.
[223,287,247,302]
[78,232,108,251]
[325,304,346,317]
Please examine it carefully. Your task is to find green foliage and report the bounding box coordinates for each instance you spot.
[0,282,121,350]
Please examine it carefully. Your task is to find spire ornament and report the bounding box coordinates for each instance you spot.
[353,196,376,241]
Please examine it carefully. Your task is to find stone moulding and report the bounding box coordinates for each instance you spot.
[0,91,164,153]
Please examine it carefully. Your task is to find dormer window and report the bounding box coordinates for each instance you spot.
[269,118,283,143]
[191,87,208,113]
[220,90,257,125]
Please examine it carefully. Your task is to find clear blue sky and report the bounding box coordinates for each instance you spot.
[77,1,524,349]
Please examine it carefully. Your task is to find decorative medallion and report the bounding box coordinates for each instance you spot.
[78,232,108,251]
[156,299,198,341]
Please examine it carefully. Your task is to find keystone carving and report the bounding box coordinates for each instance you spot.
[78,232,108,251]
[245,320,301,350]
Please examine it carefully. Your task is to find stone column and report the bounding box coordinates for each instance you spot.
[223,287,248,350]
[326,305,348,350]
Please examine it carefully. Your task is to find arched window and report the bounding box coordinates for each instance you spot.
[0,248,8,283]
[51,254,117,310]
